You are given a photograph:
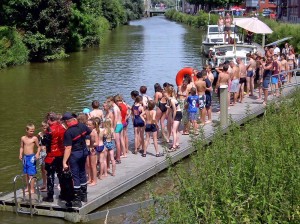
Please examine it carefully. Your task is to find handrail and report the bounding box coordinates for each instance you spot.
[13,174,41,216]
[13,174,26,214]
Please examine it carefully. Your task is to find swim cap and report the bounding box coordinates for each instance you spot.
[83,108,91,114]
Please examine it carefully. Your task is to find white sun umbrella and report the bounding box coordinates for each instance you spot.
[233,17,273,47]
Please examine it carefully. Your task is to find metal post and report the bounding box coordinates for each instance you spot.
[220,85,228,126]
[262,33,265,48]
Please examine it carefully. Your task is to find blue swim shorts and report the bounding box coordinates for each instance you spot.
[115,123,123,133]
[271,76,279,84]
[23,154,37,175]
[247,71,254,78]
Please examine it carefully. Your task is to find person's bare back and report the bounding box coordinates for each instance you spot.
[89,109,103,119]
[195,79,206,96]
[239,60,247,78]
[231,64,240,80]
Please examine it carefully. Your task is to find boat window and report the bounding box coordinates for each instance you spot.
[208,27,219,33]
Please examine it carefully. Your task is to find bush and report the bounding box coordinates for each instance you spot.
[165,9,218,28]
[0,26,28,68]
[155,90,300,223]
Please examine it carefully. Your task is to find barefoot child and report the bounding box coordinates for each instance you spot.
[19,124,41,194]
[141,100,162,157]
[94,117,108,179]
[87,118,99,186]
[186,87,199,133]
[38,121,48,192]
[103,119,116,176]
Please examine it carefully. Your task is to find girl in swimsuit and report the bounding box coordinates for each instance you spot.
[154,83,168,141]
[103,118,116,176]
[103,102,114,171]
[287,50,296,83]
[165,86,182,151]
[132,95,145,154]
[86,118,99,185]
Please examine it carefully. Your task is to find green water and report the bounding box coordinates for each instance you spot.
[0,16,204,223]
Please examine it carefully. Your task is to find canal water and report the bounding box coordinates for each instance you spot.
[0,16,204,223]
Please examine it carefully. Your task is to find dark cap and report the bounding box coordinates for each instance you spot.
[61,112,75,121]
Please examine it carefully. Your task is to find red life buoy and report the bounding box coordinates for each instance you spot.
[175,67,196,86]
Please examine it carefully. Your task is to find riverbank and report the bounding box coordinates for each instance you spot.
[0,0,144,69]
[165,9,300,52]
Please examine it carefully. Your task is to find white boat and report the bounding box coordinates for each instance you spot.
[202,24,243,56]
[206,44,257,71]
[202,10,243,56]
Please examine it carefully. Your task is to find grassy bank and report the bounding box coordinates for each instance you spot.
[165,9,300,52]
[151,89,300,223]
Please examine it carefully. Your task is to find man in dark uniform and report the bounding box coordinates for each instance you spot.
[42,112,67,202]
[62,112,91,208]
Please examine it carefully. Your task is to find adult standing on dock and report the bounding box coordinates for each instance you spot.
[62,112,91,208]
[42,112,67,203]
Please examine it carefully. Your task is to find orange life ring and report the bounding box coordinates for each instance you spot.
[175,67,196,86]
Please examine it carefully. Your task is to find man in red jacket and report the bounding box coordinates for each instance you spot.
[42,112,67,202]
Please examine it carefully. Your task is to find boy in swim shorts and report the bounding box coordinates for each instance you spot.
[19,124,41,194]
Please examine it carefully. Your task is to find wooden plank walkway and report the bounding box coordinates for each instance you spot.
[0,75,299,222]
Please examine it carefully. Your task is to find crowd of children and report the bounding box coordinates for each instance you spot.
[19,42,298,199]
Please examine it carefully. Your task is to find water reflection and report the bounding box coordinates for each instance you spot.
[0,16,204,223]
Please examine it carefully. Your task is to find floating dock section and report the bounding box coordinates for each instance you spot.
[0,74,299,222]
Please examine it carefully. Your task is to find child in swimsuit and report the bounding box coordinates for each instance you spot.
[87,118,99,185]
[141,100,163,157]
[103,118,116,176]
[38,121,48,192]
[154,83,168,141]
[19,124,41,194]
[132,95,145,154]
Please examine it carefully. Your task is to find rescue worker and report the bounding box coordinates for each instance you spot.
[62,112,91,208]
[42,112,67,202]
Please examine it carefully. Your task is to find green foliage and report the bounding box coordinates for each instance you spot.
[66,1,110,52]
[155,90,300,223]
[0,26,28,68]
[165,9,218,28]
[0,0,72,62]
[0,0,140,66]
[102,0,127,29]
[261,18,300,52]
[123,0,144,21]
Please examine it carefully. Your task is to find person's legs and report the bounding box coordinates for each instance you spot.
[43,162,55,201]
[160,112,168,140]
[67,152,82,207]
[172,121,180,148]
[246,77,250,96]
[114,133,121,161]
[143,132,150,155]
[134,127,140,153]
[152,131,159,155]
[109,149,116,176]
[250,76,254,95]
[89,151,97,185]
